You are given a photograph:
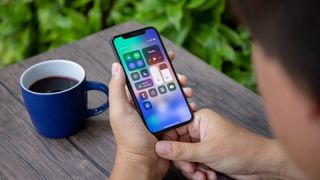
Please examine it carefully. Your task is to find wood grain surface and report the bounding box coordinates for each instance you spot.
[0,22,271,180]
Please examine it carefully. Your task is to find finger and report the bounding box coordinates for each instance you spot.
[177,133,192,142]
[174,161,197,179]
[174,161,198,180]
[175,124,189,136]
[180,169,195,180]
[192,171,206,180]
[185,110,205,141]
[161,130,178,141]
[206,171,218,180]
[197,165,217,180]
[180,170,194,180]
[177,73,188,86]
[189,102,197,112]
[109,63,130,114]
[174,160,196,174]
[183,87,193,98]
[125,85,134,104]
[173,108,201,140]
[168,50,175,62]
[155,141,202,161]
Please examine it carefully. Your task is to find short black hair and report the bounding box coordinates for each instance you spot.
[230,0,320,102]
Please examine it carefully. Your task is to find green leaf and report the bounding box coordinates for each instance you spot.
[57,0,65,6]
[0,0,256,92]
[37,3,56,32]
[211,0,224,22]
[220,38,236,62]
[21,0,34,3]
[61,7,88,35]
[162,12,192,45]
[0,21,19,37]
[219,24,242,46]
[165,0,185,30]
[71,0,91,8]
[145,16,170,32]
[209,52,223,70]
[186,0,206,9]
[0,2,32,23]
[198,0,219,11]
[88,0,102,32]
[135,1,164,15]
[21,26,31,47]
[55,15,72,29]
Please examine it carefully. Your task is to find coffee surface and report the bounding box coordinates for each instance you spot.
[29,76,79,93]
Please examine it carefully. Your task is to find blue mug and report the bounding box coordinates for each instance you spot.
[20,60,109,138]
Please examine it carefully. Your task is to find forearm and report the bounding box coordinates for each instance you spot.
[255,139,306,179]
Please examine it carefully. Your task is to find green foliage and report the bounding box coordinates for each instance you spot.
[0,0,109,66]
[0,0,255,91]
[109,0,255,91]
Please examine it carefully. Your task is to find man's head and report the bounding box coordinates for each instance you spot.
[230,0,320,178]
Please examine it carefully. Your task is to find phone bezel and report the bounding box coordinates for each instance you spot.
[110,26,193,134]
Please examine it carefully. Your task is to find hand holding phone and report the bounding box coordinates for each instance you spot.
[111,27,193,134]
[108,57,195,179]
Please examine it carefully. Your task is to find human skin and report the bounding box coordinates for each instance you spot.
[109,52,196,180]
[154,42,317,179]
[109,41,319,179]
[252,42,320,179]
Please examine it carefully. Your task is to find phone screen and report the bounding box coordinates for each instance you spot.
[112,27,193,133]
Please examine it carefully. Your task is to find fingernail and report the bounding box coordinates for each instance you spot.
[111,63,119,75]
[156,141,170,156]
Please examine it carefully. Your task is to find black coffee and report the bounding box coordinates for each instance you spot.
[29,76,79,93]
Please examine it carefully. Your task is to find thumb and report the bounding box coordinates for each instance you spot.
[109,63,130,111]
[155,141,202,162]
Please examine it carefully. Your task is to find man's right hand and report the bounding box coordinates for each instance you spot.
[155,108,302,180]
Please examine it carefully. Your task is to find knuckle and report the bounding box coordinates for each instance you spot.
[171,143,186,159]
[199,108,211,114]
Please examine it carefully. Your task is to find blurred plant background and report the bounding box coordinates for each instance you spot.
[0,0,255,91]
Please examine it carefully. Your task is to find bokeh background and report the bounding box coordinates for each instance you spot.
[0,0,255,91]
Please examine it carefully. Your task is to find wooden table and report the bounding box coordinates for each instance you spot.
[0,22,271,179]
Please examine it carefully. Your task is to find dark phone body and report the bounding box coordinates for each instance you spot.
[110,27,193,134]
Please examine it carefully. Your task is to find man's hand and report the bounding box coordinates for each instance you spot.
[156,109,303,180]
[109,51,195,179]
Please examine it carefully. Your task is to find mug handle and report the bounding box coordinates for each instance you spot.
[85,81,109,117]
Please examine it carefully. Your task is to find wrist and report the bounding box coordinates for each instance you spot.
[110,149,162,180]
[255,139,306,179]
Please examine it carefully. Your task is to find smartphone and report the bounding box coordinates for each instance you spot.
[111,27,193,134]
